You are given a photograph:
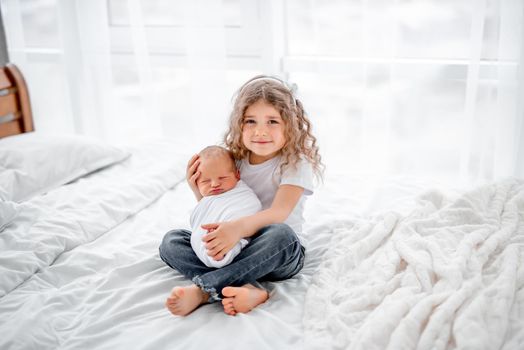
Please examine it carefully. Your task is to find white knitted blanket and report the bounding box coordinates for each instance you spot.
[303,178,524,350]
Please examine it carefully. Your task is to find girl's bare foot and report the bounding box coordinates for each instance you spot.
[221,284,268,315]
[222,297,237,316]
[165,285,208,316]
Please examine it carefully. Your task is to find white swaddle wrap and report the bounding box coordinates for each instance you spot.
[190,180,262,268]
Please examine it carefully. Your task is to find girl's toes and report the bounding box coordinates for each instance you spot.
[222,302,236,316]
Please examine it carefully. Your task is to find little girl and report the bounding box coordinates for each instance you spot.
[159,75,323,316]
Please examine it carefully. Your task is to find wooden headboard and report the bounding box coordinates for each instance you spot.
[0,63,34,138]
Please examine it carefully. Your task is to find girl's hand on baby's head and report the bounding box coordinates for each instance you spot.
[186,154,201,198]
[186,154,200,179]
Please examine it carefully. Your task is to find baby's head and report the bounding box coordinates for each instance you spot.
[196,146,240,197]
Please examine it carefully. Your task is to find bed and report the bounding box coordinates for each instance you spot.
[0,64,523,350]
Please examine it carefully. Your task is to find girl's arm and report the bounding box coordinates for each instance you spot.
[201,184,304,260]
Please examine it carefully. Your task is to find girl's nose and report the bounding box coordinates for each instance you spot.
[255,125,267,136]
[211,180,220,187]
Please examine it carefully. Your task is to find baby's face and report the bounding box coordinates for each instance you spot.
[196,156,240,197]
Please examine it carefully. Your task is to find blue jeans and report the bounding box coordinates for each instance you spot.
[159,223,305,302]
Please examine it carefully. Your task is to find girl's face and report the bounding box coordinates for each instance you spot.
[242,99,286,164]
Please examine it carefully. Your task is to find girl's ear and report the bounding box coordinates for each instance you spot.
[235,170,241,180]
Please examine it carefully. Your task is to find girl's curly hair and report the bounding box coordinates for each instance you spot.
[224,75,324,180]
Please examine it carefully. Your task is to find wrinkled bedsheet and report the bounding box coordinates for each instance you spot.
[303,178,524,350]
[0,143,321,349]
[2,143,521,349]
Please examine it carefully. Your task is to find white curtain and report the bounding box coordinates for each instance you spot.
[1,0,523,184]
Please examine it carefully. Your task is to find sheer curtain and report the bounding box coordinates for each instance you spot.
[1,0,235,149]
[284,0,524,184]
[1,0,523,184]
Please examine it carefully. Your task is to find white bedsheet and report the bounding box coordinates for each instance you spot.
[0,143,186,298]
[1,145,522,350]
[303,178,524,350]
[0,142,318,349]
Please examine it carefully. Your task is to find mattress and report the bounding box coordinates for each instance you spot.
[1,138,523,350]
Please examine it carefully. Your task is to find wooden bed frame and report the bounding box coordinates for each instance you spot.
[0,63,33,138]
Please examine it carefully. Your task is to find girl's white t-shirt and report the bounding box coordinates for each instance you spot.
[238,155,314,246]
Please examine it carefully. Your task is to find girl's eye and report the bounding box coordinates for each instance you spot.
[201,180,210,184]
[269,120,280,124]
[243,119,255,124]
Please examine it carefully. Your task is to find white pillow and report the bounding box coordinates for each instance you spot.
[0,132,130,202]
